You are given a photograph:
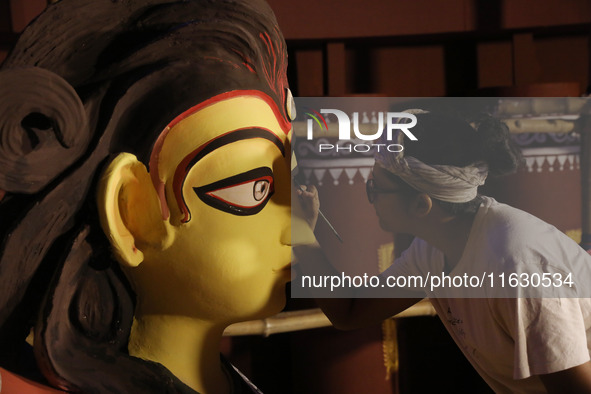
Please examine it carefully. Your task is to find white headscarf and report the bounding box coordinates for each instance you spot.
[375,110,488,203]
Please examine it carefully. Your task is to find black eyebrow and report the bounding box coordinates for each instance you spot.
[184,127,285,173]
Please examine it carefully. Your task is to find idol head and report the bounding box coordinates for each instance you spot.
[0,0,292,392]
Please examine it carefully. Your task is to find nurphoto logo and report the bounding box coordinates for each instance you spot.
[305,109,418,153]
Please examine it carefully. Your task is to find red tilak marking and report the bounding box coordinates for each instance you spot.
[231,49,257,74]
[204,56,241,69]
[243,63,255,73]
[258,29,287,119]
[264,32,277,77]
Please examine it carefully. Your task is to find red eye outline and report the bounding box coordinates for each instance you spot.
[204,176,273,208]
[193,167,275,216]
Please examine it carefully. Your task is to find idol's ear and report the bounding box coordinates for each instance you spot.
[97,153,172,267]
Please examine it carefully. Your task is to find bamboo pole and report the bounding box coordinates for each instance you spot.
[580,112,591,251]
[223,299,436,337]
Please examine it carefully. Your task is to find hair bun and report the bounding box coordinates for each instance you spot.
[0,67,89,193]
[475,115,523,176]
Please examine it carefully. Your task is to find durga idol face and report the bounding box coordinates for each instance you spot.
[130,89,293,323]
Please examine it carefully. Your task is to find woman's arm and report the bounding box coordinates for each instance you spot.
[294,184,422,329]
[539,361,591,394]
[293,244,422,330]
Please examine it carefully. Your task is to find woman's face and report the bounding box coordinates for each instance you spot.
[143,90,292,323]
[370,164,412,234]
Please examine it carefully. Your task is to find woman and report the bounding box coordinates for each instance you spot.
[298,111,591,393]
[0,0,293,392]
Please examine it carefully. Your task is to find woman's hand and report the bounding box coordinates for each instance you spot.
[296,184,319,230]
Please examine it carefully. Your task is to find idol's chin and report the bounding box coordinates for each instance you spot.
[256,283,288,320]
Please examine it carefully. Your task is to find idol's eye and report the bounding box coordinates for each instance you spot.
[253,179,271,201]
[206,177,272,207]
[193,167,274,216]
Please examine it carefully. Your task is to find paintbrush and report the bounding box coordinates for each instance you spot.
[292,176,344,244]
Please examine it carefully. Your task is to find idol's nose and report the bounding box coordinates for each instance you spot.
[280,206,291,246]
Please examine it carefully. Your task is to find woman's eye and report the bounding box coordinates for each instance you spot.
[193,167,275,216]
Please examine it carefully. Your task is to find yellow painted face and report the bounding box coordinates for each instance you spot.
[146,90,292,322]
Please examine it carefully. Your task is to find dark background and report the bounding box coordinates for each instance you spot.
[2,1,590,393]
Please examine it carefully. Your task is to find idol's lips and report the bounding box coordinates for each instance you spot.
[274,262,295,272]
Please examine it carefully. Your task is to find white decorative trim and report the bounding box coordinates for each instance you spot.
[521,146,580,156]
[298,158,375,169]
[521,146,580,173]
[297,144,581,186]
[297,158,374,186]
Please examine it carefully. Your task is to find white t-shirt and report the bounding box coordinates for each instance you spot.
[384,196,591,393]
